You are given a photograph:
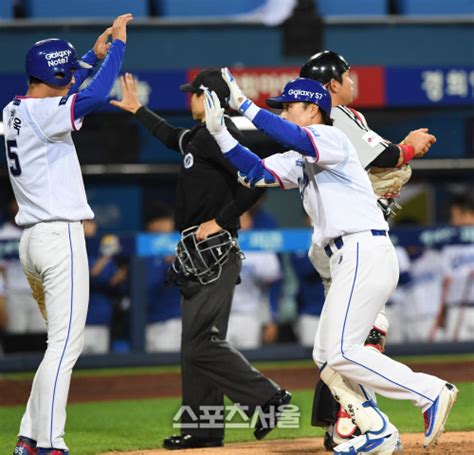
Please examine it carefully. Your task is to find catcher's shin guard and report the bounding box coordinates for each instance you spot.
[311,378,339,427]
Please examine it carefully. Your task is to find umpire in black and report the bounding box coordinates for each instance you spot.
[111,70,291,449]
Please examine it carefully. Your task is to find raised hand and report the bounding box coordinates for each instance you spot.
[402,128,437,158]
[221,67,250,113]
[111,13,133,44]
[203,88,226,135]
[110,72,142,113]
[93,27,113,59]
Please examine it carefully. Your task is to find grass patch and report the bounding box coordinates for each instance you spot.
[2,353,473,381]
[1,383,472,454]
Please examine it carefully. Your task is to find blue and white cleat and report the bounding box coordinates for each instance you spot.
[333,429,403,455]
[423,382,458,449]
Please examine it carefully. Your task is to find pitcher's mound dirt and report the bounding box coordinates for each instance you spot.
[102,431,473,454]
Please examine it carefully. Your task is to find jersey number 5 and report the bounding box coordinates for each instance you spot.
[7,139,21,176]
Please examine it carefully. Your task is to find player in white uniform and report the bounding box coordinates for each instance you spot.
[383,246,411,345]
[0,211,46,335]
[300,50,436,448]
[4,14,132,455]
[227,211,281,349]
[436,244,474,342]
[431,192,474,342]
[299,51,434,299]
[405,248,444,342]
[202,72,458,454]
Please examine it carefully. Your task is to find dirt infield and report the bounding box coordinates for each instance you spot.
[102,432,474,454]
[1,360,473,406]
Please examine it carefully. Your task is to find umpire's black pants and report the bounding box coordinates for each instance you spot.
[180,249,279,439]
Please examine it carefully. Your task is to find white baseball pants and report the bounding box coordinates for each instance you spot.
[18,221,89,451]
[313,231,445,411]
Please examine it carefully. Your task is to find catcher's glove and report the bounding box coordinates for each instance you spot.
[368,164,412,198]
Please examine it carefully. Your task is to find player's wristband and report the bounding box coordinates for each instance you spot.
[212,129,238,153]
[240,101,260,121]
[400,144,415,164]
[82,49,101,67]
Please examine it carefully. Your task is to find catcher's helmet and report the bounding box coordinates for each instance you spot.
[300,50,350,85]
[25,38,91,87]
[266,77,332,116]
[173,226,236,285]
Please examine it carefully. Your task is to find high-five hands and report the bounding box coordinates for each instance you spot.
[221,67,252,114]
[203,88,226,135]
[93,27,113,60]
[110,72,142,113]
[111,13,133,44]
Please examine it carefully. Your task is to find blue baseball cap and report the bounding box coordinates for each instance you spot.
[266,77,332,115]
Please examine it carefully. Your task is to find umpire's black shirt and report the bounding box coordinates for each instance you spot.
[135,107,263,232]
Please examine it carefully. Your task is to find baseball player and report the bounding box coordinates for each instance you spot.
[144,206,181,353]
[227,211,282,349]
[112,69,290,450]
[83,234,127,354]
[408,248,444,342]
[383,246,412,344]
[4,14,132,455]
[0,200,46,336]
[432,192,474,342]
[300,51,434,295]
[299,50,435,448]
[203,73,458,454]
[435,243,474,342]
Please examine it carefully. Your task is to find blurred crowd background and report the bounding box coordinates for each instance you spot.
[0,0,473,357]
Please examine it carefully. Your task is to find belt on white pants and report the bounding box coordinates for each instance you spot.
[324,229,387,258]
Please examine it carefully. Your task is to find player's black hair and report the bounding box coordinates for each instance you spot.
[450,191,474,212]
[321,110,334,126]
[144,201,174,226]
[28,72,66,86]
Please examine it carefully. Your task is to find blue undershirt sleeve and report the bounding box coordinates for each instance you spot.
[224,143,276,187]
[68,49,100,95]
[252,108,316,157]
[73,40,125,119]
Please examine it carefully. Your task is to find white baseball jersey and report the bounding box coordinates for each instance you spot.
[262,124,388,247]
[332,106,389,168]
[3,95,94,226]
[0,222,31,293]
[231,251,281,314]
[409,249,443,317]
[440,244,474,306]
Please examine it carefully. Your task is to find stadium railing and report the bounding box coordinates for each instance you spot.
[0,226,473,372]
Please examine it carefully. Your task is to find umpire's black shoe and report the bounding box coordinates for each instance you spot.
[163,434,224,450]
[254,389,292,440]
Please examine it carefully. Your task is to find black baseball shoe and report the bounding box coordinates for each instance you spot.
[254,389,292,440]
[163,434,224,450]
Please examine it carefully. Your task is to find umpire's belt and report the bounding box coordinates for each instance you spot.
[324,229,387,258]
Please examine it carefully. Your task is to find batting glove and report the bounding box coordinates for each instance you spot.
[221,67,255,115]
[203,88,238,153]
